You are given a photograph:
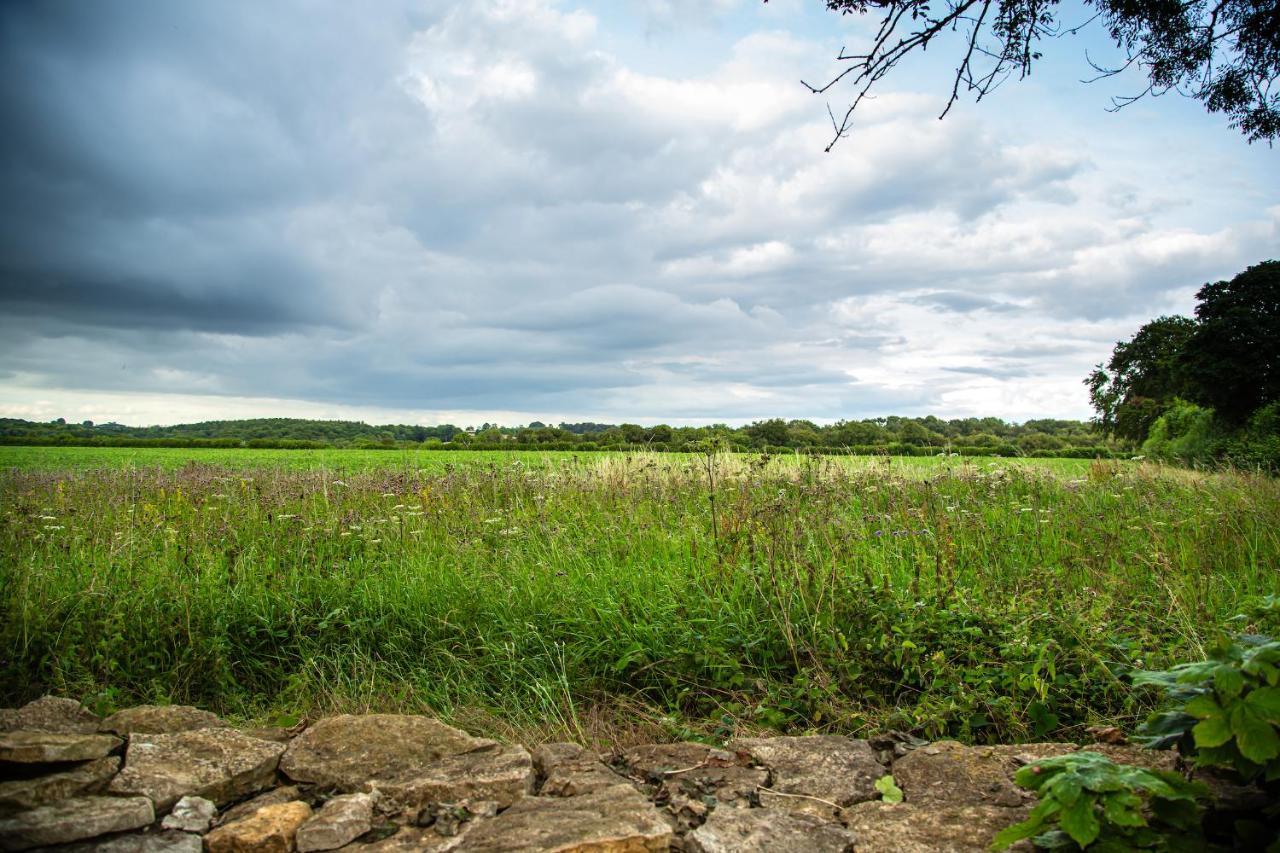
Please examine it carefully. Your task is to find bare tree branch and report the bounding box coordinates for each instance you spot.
[778,0,1280,146]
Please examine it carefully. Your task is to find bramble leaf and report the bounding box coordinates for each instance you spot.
[1192,715,1232,748]
[1183,693,1224,719]
[990,812,1042,851]
[1005,751,1211,850]
[1031,829,1079,850]
[1133,710,1196,750]
[1244,685,1280,721]
[1214,665,1245,697]
[1231,705,1280,763]
[1058,795,1101,846]
[1049,774,1082,805]
[1101,791,1145,827]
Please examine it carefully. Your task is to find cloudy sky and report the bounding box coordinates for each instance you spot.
[1,0,1276,427]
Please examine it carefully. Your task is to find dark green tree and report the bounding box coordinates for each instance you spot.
[646,425,675,443]
[786,419,823,446]
[1086,315,1196,441]
[827,419,889,445]
[745,418,790,447]
[898,420,940,445]
[794,0,1280,147]
[1180,260,1280,424]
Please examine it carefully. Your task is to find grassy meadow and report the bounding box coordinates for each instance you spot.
[2,447,1277,747]
[0,444,1099,475]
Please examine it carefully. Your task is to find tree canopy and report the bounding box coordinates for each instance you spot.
[1180,259,1280,422]
[794,0,1280,147]
[1086,315,1196,440]
[1086,259,1280,440]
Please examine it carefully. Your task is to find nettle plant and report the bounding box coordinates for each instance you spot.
[991,751,1207,851]
[1133,633,1280,781]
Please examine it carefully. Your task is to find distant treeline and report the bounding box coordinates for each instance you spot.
[0,416,1122,458]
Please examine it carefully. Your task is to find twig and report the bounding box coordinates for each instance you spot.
[663,760,711,776]
[756,786,844,811]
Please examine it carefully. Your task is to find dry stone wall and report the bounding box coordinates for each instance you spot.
[0,697,1179,851]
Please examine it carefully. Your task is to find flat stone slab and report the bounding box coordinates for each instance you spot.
[100,706,228,737]
[281,715,493,791]
[844,801,1029,852]
[613,741,765,825]
[0,731,121,764]
[109,728,286,812]
[891,741,1074,808]
[659,763,768,810]
[687,806,857,852]
[239,727,296,744]
[0,698,100,735]
[0,795,154,850]
[533,743,624,797]
[352,825,461,852]
[731,735,883,817]
[296,792,374,851]
[281,715,531,811]
[205,800,312,853]
[614,742,749,784]
[377,745,534,812]
[52,828,204,852]
[0,756,119,811]
[617,743,763,799]
[160,796,217,833]
[455,783,673,852]
[216,786,303,827]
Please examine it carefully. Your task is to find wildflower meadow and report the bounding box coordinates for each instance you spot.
[2,448,1276,746]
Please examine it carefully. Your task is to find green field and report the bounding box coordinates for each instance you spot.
[2,446,1276,746]
[0,444,1099,476]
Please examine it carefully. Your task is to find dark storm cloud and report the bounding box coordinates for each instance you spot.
[0,0,433,333]
[0,269,322,333]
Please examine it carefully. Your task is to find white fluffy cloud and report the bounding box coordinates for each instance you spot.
[0,0,1275,426]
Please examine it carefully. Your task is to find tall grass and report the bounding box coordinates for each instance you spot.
[2,451,1276,746]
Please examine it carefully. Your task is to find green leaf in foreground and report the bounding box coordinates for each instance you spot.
[1231,705,1280,763]
[1136,635,1280,783]
[1191,715,1232,748]
[1058,795,1101,846]
[1244,685,1280,721]
[874,773,904,804]
[991,752,1207,851]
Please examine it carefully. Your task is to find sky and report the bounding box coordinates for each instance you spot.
[1,0,1276,428]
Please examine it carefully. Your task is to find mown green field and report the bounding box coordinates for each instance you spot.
[1,447,1276,746]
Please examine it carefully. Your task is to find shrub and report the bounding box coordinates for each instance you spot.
[1133,634,1280,782]
[1141,399,1219,463]
[991,751,1207,851]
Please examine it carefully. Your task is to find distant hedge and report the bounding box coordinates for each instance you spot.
[0,434,1124,459]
